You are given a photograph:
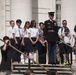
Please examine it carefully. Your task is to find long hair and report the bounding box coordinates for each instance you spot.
[24,21,30,31]
[74,25,76,32]
[30,20,36,28]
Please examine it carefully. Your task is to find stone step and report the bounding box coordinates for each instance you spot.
[12,64,73,75]
[12,71,73,74]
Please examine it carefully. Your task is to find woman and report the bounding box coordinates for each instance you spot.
[28,20,39,62]
[22,21,30,63]
[38,22,46,64]
[0,36,12,72]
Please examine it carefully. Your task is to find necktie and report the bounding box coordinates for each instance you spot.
[18,26,21,39]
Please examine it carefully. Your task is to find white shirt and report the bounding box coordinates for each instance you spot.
[64,35,70,43]
[29,28,39,37]
[12,25,22,37]
[49,19,53,23]
[22,28,30,38]
[58,27,72,43]
[58,27,71,36]
[58,27,65,35]
[7,27,14,38]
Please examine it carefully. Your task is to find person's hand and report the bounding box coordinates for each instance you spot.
[31,41,36,45]
[61,34,64,38]
[44,40,47,43]
[15,40,18,44]
[5,40,9,45]
[3,40,9,51]
[21,42,25,46]
[41,42,45,46]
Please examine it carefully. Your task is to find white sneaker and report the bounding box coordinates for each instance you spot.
[34,53,37,61]
[24,56,27,64]
[25,58,28,63]
[29,53,33,63]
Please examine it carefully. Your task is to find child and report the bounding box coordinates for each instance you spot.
[7,20,15,63]
[38,22,46,64]
[12,19,22,63]
[0,36,12,72]
[22,21,30,63]
[28,20,39,62]
[63,27,72,65]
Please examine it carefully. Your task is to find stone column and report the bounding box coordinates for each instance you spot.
[0,0,6,39]
[10,0,32,63]
[11,0,32,27]
[61,0,76,32]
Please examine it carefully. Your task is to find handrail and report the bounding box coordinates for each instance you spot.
[0,38,49,72]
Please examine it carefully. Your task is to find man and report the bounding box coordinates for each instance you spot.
[12,19,22,63]
[7,20,15,38]
[44,12,58,64]
[7,20,15,63]
[58,20,68,39]
[58,20,72,64]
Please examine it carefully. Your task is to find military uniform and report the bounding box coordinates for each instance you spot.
[44,18,58,64]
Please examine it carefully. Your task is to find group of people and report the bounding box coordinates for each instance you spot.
[1,11,76,73]
[6,19,46,64]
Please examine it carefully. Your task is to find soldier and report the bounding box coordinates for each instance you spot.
[44,12,58,64]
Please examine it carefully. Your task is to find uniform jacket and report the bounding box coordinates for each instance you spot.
[44,20,60,42]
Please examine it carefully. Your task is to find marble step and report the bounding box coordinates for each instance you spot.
[12,64,73,75]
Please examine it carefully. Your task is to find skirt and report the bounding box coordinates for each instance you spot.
[24,38,30,53]
[59,43,72,54]
[29,37,38,52]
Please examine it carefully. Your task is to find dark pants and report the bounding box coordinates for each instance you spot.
[48,42,56,63]
[59,43,64,64]
[38,42,46,64]
[59,43,72,64]
[10,39,15,62]
[14,37,22,62]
